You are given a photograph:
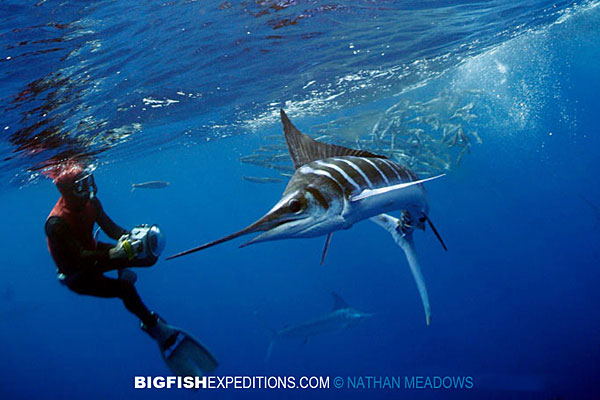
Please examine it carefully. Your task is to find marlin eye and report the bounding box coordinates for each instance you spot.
[288,199,302,213]
[419,216,426,222]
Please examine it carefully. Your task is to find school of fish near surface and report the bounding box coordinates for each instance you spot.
[240,88,485,183]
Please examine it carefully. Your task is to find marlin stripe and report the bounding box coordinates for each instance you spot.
[298,165,344,193]
[362,158,390,185]
[305,187,329,210]
[329,158,369,189]
[350,158,387,188]
[381,158,410,181]
[315,160,361,193]
[334,158,373,188]
[401,165,418,181]
[390,162,409,181]
[379,159,403,181]
[372,158,398,184]
[407,168,419,181]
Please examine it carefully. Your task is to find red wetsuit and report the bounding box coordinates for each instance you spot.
[47,197,99,273]
[45,196,155,326]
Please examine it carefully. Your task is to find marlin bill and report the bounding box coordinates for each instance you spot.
[167,109,447,325]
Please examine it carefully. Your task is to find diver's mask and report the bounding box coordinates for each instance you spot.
[72,173,97,200]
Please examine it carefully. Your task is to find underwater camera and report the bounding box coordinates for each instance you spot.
[123,224,166,267]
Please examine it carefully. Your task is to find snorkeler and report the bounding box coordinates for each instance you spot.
[45,163,217,377]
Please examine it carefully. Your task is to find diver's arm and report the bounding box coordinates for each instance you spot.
[96,241,113,251]
[93,198,127,240]
[45,217,128,271]
[46,217,109,262]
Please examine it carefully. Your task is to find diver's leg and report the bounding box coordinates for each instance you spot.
[67,272,156,327]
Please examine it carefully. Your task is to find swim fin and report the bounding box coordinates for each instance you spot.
[142,317,218,377]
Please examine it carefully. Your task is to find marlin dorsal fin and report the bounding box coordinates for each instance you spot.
[331,292,349,310]
[280,109,386,170]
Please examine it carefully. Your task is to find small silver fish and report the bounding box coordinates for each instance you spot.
[271,153,290,161]
[456,143,471,166]
[260,144,288,151]
[239,154,262,162]
[262,134,283,141]
[239,158,266,167]
[242,176,283,184]
[471,130,483,144]
[131,181,170,191]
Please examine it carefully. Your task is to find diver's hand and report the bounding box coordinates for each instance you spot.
[109,236,141,260]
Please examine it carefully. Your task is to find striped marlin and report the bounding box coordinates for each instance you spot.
[263,292,372,360]
[167,109,447,324]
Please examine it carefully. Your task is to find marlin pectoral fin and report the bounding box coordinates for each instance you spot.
[280,109,386,170]
[320,232,333,265]
[371,214,432,326]
[401,233,432,326]
[350,174,446,202]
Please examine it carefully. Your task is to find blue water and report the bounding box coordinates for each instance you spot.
[1,1,600,399]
